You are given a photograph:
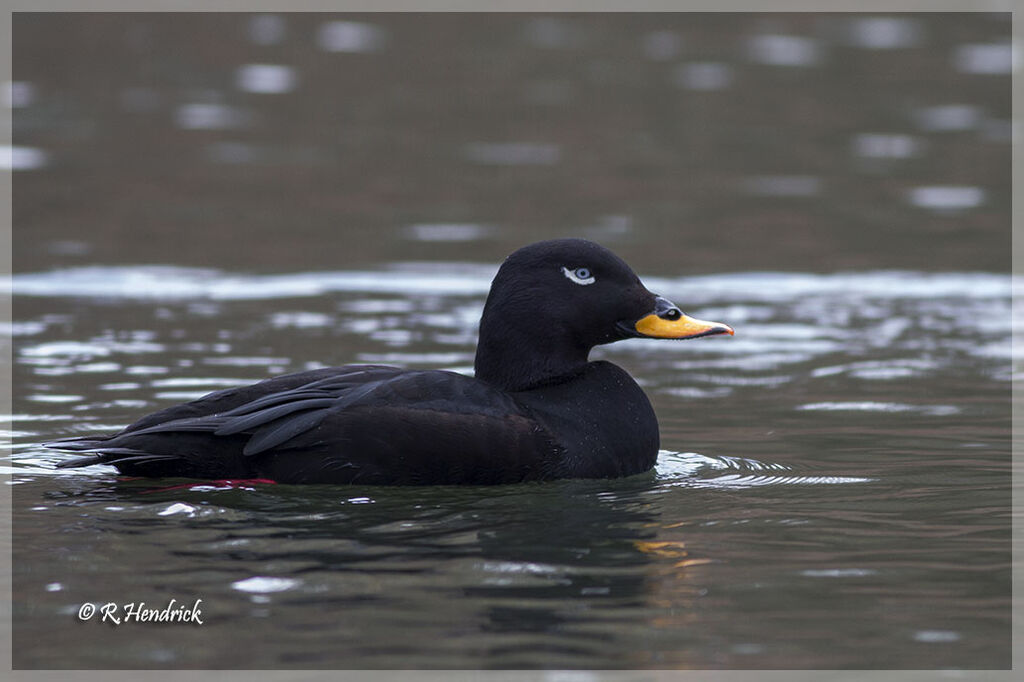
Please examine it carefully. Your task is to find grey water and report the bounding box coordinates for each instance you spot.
[8,266,1012,669]
[8,12,1012,670]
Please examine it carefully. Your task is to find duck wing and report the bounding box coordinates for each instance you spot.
[48,365,402,469]
[253,371,565,484]
[50,366,563,484]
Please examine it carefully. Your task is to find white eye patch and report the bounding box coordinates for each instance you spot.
[562,266,596,285]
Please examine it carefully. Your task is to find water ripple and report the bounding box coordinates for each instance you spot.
[9,266,1013,302]
[797,402,960,416]
[654,451,872,489]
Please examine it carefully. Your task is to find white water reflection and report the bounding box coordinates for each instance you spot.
[952,43,1014,75]
[914,630,961,643]
[175,103,250,130]
[317,21,386,53]
[236,64,297,94]
[673,63,734,91]
[248,14,286,46]
[4,81,35,108]
[812,358,939,380]
[150,377,248,388]
[845,17,923,50]
[655,451,872,488]
[268,311,334,329]
[2,145,48,170]
[97,382,141,391]
[852,133,921,159]
[915,104,981,132]
[673,352,813,372]
[11,265,491,299]
[11,266,1013,304]
[158,502,197,517]
[404,223,496,242]
[801,568,877,578]
[25,394,82,404]
[797,402,960,416]
[21,339,164,360]
[908,186,986,211]
[1,321,48,336]
[231,576,301,593]
[747,34,820,67]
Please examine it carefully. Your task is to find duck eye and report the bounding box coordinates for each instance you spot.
[562,266,596,286]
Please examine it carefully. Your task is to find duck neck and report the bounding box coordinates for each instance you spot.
[474,324,591,392]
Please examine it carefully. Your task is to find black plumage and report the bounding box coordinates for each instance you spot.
[49,239,733,485]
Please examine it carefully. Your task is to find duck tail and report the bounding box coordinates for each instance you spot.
[54,454,107,469]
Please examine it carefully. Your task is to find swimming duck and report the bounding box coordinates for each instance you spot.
[51,239,733,485]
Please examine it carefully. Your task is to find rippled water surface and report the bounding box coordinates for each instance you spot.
[9,266,1012,669]
[9,12,1011,671]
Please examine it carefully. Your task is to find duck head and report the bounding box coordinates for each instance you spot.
[474,239,733,391]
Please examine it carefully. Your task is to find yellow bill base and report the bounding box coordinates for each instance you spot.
[634,313,735,339]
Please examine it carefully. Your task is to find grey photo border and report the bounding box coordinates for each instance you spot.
[0,2,1017,680]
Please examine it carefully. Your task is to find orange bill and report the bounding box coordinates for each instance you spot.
[634,312,734,340]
